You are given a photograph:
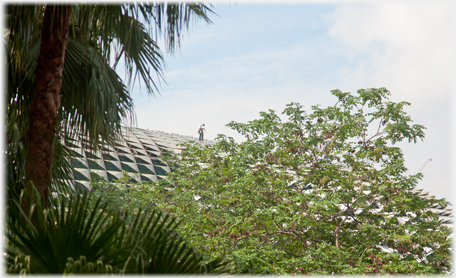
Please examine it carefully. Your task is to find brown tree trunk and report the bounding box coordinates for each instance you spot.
[334,219,342,249]
[23,4,71,214]
[335,225,340,249]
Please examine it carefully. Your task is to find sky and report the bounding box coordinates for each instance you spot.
[123,1,454,203]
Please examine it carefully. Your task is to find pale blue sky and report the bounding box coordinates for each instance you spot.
[124,2,454,203]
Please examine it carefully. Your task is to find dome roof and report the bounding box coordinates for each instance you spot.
[66,126,213,189]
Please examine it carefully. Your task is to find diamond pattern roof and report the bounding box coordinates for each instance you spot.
[66,126,214,189]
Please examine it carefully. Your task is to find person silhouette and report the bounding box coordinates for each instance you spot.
[198,124,206,141]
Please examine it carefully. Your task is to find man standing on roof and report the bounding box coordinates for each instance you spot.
[198,124,206,141]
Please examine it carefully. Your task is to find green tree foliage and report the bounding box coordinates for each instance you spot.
[96,88,452,274]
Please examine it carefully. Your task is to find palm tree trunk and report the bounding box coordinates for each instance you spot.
[23,4,71,213]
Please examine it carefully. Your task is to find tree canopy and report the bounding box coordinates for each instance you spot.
[92,88,452,275]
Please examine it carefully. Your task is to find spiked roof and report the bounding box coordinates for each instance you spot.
[65,126,214,188]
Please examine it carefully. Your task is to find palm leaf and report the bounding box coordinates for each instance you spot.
[63,256,114,274]
[6,188,232,274]
[136,3,215,53]
[59,35,134,148]
[5,189,125,273]
[115,209,230,274]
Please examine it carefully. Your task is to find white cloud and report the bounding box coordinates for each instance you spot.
[328,3,453,107]
[327,2,454,202]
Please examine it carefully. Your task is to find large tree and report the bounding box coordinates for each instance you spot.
[129,88,450,274]
[6,3,214,211]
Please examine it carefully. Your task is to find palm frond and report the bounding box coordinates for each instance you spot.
[5,188,231,274]
[136,3,215,53]
[72,3,215,95]
[5,5,44,78]
[63,256,114,274]
[50,135,74,195]
[116,208,230,274]
[201,255,233,274]
[112,11,165,95]
[5,189,124,273]
[59,35,134,148]
[6,102,74,215]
